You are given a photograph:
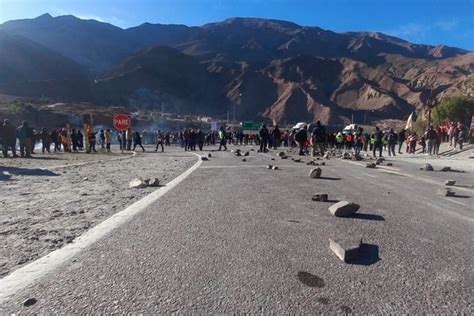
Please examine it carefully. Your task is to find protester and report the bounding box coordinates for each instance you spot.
[155,130,165,152]
[1,119,18,158]
[218,126,227,151]
[39,128,52,153]
[295,125,308,156]
[258,124,269,153]
[133,131,145,152]
[16,121,32,158]
[372,127,383,158]
[105,129,112,153]
[386,128,397,156]
[126,128,133,151]
[311,120,326,156]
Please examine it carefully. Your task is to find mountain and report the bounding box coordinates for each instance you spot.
[0,14,472,125]
[0,31,91,99]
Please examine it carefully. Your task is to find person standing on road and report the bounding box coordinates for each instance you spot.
[133,131,145,152]
[88,129,98,153]
[295,125,308,156]
[426,126,437,155]
[311,120,326,157]
[354,127,364,157]
[99,130,106,149]
[39,128,51,153]
[271,125,282,149]
[125,128,133,151]
[398,129,406,154]
[259,124,269,153]
[218,126,227,151]
[155,130,165,152]
[372,127,383,158]
[71,128,80,152]
[458,124,466,150]
[386,128,397,156]
[16,121,32,158]
[1,119,18,158]
[196,129,205,151]
[435,127,442,155]
[105,129,112,153]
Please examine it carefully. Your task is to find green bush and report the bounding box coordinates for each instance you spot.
[7,101,25,113]
[432,96,474,126]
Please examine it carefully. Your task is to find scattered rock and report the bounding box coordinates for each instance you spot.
[324,153,330,160]
[293,158,301,163]
[278,152,286,157]
[270,158,275,160]
[129,179,147,189]
[307,161,317,166]
[267,165,273,169]
[235,152,242,157]
[366,163,376,168]
[386,163,393,166]
[445,180,456,186]
[437,188,455,197]
[309,168,322,179]
[207,153,212,158]
[353,155,363,161]
[440,166,451,172]
[147,178,160,187]
[281,156,288,159]
[82,177,89,181]
[329,238,362,262]
[201,156,208,161]
[244,151,250,156]
[23,298,37,307]
[312,193,328,202]
[272,166,279,170]
[375,161,380,165]
[320,162,326,166]
[425,164,434,171]
[329,201,360,217]
[242,158,247,162]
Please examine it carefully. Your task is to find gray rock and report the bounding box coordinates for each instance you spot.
[320,162,326,166]
[272,166,279,170]
[129,178,147,189]
[445,179,456,186]
[329,238,362,262]
[242,158,247,162]
[278,151,286,157]
[324,153,330,160]
[244,151,250,156]
[440,166,451,172]
[387,163,393,166]
[307,161,317,166]
[207,153,212,158]
[438,188,455,197]
[201,156,209,161]
[267,165,273,169]
[312,193,328,202]
[366,163,376,168]
[329,201,360,217]
[23,298,37,307]
[309,168,322,178]
[281,156,288,159]
[147,178,160,187]
[235,152,242,156]
[425,164,434,171]
[82,177,89,181]
[293,158,301,163]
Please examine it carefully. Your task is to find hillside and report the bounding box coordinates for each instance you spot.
[0,14,472,124]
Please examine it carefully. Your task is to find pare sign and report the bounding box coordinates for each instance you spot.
[113,114,131,130]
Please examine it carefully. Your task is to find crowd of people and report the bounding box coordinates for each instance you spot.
[0,118,469,159]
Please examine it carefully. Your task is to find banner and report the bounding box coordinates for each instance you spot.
[405,112,414,131]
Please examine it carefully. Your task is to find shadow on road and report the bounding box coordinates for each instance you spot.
[318,176,341,181]
[347,243,380,266]
[451,195,470,199]
[351,213,385,221]
[297,271,325,288]
[0,166,59,180]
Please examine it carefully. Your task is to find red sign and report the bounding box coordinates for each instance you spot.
[113,114,131,130]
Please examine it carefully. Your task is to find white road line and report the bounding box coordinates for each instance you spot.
[444,198,468,207]
[0,153,202,304]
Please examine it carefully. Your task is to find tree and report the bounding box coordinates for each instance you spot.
[433,96,474,127]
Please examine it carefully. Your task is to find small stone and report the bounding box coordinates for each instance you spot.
[329,238,362,262]
[281,156,288,159]
[312,193,328,202]
[320,162,326,166]
[271,158,275,160]
[375,161,380,165]
[244,151,250,156]
[309,168,322,178]
[307,161,317,166]
[201,156,208,161]
[129,179,147,189]
[293,158,301,163]
[272,166,279,170]
[208,153,212,158]
[278,152,286,157]
[437,188,455,197]
[445,180,456,186]
[147,178,160,187]
[23,298,37,307]
[440,166,451,172]
[235,152,242,157]
[324,153,330,160]
[267,165,273,169]
[366,163,376,168]
[82,177,88,181]
[387,163,393,166]
[242,158,246,162]
[329,201,360,217]
[425,164,434,171]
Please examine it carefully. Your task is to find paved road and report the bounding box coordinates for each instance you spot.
[1,147,473,313]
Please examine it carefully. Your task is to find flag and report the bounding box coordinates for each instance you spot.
[405,112,414,131]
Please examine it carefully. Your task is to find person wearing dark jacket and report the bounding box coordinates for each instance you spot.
[39,128,51,153]
[71,128,80,152]
[372,127,383,158]
[133,131,145,152]
[259,124,270,153]
[311,121,326,157]
[398,129,406,154]
[295,125,308,156]
[1,119,18,157]
[386,128,397,156]
[271,125,282,149]
[196,129,205,151]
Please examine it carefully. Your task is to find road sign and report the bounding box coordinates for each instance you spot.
[241,122,261,134]
[113,114,131,130]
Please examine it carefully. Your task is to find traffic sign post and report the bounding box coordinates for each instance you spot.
[113,114,131,153]
[241,122,261,135]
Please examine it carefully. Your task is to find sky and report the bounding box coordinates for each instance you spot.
[1,0,473,50]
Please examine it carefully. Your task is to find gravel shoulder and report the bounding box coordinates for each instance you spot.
[0,145,196,277]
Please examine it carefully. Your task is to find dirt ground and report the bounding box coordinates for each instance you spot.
[0,146,196,277]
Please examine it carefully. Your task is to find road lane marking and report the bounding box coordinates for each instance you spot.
[0,153,202,304]
[444,198,468,207]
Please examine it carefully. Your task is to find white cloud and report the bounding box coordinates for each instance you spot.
[435,18,459,31]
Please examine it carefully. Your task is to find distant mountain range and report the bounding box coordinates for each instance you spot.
[0,14,472,124]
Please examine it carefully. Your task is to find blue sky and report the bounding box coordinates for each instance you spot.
[1,0,473,50]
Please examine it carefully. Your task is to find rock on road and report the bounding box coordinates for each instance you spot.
[1,147,472,313]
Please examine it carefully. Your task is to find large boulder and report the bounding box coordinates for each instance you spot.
[329,201,360,217]
[129,178,147,189]
[309,168,322,178]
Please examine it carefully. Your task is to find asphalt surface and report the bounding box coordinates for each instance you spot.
[1,146,473,313]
